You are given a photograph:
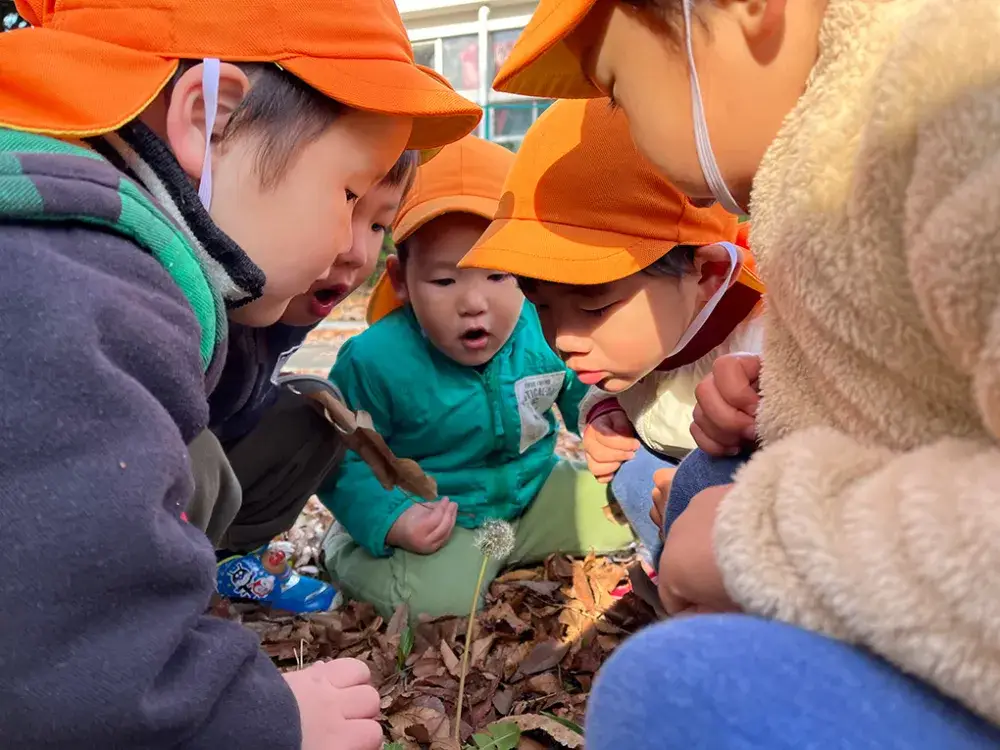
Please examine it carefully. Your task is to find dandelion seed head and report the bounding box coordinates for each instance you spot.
[474,519,515,559]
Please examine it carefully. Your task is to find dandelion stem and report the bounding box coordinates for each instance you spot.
[454,553,489,741]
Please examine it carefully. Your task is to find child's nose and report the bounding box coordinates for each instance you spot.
[554,330,591,356]
[457,287,488,316]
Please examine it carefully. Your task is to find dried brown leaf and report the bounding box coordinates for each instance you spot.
[387,706,450,743]
[571,565,595,612]
[440,640,461,677]
[509,714,584,748]
[492,686,514,716]
[519,640,570,676]
[471,634,496,667]
[524,672,562,696]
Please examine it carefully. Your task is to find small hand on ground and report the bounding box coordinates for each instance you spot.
[583,410,639,483]
[691,353,761,456]
[658,484,740,616]
[650,467,676,538]
[284,658,383,750]
[386,498,457,554]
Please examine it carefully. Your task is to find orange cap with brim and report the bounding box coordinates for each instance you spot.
[366,135,515,325]
[461,98,748,284]
[491,0,604,99]
[2,0,482,150]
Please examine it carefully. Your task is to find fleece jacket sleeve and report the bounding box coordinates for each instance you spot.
[0,224,301,749]
[714,78,1000,723]
[320,336,414,557]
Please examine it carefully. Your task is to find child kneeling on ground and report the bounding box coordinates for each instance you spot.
[460,99,763,602]
[319,135,634,619]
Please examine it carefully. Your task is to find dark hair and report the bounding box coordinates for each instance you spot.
[618,0,693,42]
[173,61,348,189]
[384,150,419,198]
[515,244,697,294]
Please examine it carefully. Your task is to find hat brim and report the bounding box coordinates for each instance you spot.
[393,194,500,244]
[283,56,482,150]
[0,31,481,149]
[366,271,403,325]
[460,216,680,285]
[0,30,179,136]
[492,0,602,99]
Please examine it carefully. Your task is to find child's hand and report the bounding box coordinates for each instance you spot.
[386,499,458,554]
[284,658,383,750]
[650,467,676,537]
[691,353,761,456]
[583,410,640,483]
[657,484,739,616]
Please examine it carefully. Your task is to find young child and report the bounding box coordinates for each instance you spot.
[319,134,634,619]
[0,1,480,748]
[203,151,419,613]
[490,0,1000,747]
[460,98,762,609]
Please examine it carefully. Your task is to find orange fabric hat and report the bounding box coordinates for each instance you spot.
[366,135,515,324]
[491,0,604,98]
[461,98,749,285]
[1,0,481,150]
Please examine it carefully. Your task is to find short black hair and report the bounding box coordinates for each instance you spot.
[515,244,697,294]
[173,61,349,189]
[384,150,420,197]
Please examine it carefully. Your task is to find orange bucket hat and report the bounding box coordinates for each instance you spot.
[491,0,604,98]
[1,0,482,150]
[461,98,757,285]
[366,135,515,324]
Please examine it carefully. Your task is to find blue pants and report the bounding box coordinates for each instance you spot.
[666,448,750,535]
[612,447,749,567]
[587,615,1000,749]
[610,444,676,566]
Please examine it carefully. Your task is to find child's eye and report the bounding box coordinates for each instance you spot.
[345,189,360,204]
[582,303,615,318]
[371,223,387,234]
[429,278,455,287]
[487,273,510,282]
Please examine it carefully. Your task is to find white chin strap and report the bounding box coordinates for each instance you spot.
[197,58,221,211]
[681,0,744,216]
[667,241,739,357]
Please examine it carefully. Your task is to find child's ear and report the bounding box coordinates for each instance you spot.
[692,243,745,305]
[385,255,409,303]
[732,0,787,62]
[165,62,252,181]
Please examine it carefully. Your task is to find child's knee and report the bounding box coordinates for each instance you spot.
[666,449,750,533]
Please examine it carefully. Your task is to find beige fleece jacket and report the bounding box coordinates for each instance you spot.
[717,0,1000,724]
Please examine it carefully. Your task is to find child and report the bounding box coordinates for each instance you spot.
[490,0,1000,746]
[319,134,634,619]
[0,1,479,748]
[202,151,419,613]
[461,98,762,582]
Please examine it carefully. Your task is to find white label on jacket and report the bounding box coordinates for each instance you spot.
[515,371,565,454]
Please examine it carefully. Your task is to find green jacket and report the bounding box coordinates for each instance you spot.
[319,303,587,557]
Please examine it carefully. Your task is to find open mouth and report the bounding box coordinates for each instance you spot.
[460,327,490,350]
[307,285,348,318]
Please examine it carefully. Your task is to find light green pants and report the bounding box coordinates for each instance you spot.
[322,460,635,620]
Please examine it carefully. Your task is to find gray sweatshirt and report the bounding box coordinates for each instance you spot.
[0,124,300,748]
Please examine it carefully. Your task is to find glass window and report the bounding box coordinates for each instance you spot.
[487,100,554,150]
[441,35,479,93]
[488,28,522,84]
[411,40,436,70]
